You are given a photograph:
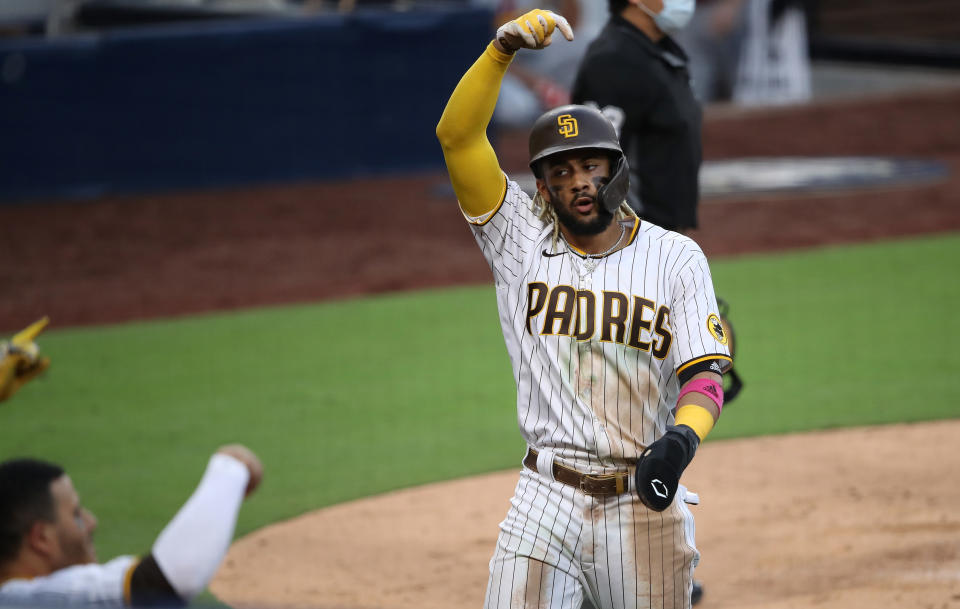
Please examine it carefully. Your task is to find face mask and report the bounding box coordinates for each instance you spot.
[638,0,695,35]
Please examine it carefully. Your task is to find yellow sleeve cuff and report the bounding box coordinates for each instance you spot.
[675,404,716,442]
[485,41,515,65]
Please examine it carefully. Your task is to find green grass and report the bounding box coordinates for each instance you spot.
[709,232,960,438]
[2,232,958,563]
[1,286,523,558]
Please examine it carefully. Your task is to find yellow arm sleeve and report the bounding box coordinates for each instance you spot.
[675,404,716,442]
[436,42,513,219]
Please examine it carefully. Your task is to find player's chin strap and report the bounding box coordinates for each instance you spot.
[717,298,744,404]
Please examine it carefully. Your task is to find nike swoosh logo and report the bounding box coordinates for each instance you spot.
[542,250,564,257]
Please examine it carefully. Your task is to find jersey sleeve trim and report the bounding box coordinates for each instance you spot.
[123,557,141,605]
[624,217,640,246]
[462,173,508,226]
[677,354,733,385]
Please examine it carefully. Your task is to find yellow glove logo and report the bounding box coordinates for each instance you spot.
[557,114,578,138]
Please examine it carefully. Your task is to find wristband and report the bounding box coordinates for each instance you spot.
[676,378,724,413]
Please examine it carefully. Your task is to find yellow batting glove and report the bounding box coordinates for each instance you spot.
[496,9,574,53]
[11,316,49,359]
[1,317,51,403]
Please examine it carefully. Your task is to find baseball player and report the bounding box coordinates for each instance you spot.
[0,444,263,607]
[436,9,731,609]
[0,317,51,403]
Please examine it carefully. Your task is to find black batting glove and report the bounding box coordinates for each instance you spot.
[634,425,700,512]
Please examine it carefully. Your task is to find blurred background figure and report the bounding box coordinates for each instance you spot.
[733,0,811,105]
[673,0,812,106]
[673,0,748,103]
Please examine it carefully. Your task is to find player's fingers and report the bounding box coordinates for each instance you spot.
[530,12,548,40]
[554,14,575,41]
[515,24,535,47]
[217,444,264,497]
[521,18,541,46]
[537,14,553,47]
[7,342,38,361]
[245,457,264,497]
[12,317,50,348]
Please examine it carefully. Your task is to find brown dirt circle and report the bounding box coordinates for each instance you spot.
[211,420,960,609]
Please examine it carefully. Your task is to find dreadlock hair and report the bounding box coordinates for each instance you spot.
[533,191,638,250]
[0,458,64,565]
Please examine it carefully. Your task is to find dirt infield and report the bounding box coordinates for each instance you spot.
[3,87,960,609]
[211,421,960,609]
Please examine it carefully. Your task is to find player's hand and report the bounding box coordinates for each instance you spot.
[217,444,264,498]
[634,425,700,511]
[495,9,574,54]
[11,316,50,355]
[0,317,51,403]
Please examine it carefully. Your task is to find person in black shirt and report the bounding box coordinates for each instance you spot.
[572,0,701,233]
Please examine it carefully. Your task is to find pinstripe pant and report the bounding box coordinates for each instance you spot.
[484,468,698,609]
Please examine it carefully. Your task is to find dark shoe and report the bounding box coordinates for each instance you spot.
[691,580,704,605]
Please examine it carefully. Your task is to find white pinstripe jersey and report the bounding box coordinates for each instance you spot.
[467,178,731,472]
[0,556,136,607]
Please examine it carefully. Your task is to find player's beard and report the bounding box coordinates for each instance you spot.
[552,194,615,236]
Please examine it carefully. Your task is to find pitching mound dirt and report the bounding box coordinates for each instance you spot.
[211,420,960,609]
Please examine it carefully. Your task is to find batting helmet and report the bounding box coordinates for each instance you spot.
[528,104,630,213]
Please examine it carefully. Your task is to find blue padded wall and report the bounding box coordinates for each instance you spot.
[0,8,492,201]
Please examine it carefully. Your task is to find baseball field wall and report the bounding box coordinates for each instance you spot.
[0,7,492,203]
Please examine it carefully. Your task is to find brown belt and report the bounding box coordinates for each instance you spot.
[523,448,630,496]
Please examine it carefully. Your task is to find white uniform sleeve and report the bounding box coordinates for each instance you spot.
[466,178,549,289]
[0,555,137,607]
[151,453,249,601]
[669,239,731,378]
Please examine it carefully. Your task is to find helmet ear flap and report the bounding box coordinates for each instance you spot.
[598,154,630,213]
[531,159,544,180]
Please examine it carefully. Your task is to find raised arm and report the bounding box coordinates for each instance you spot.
[129,445,263,606]
[436,9,573,218]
